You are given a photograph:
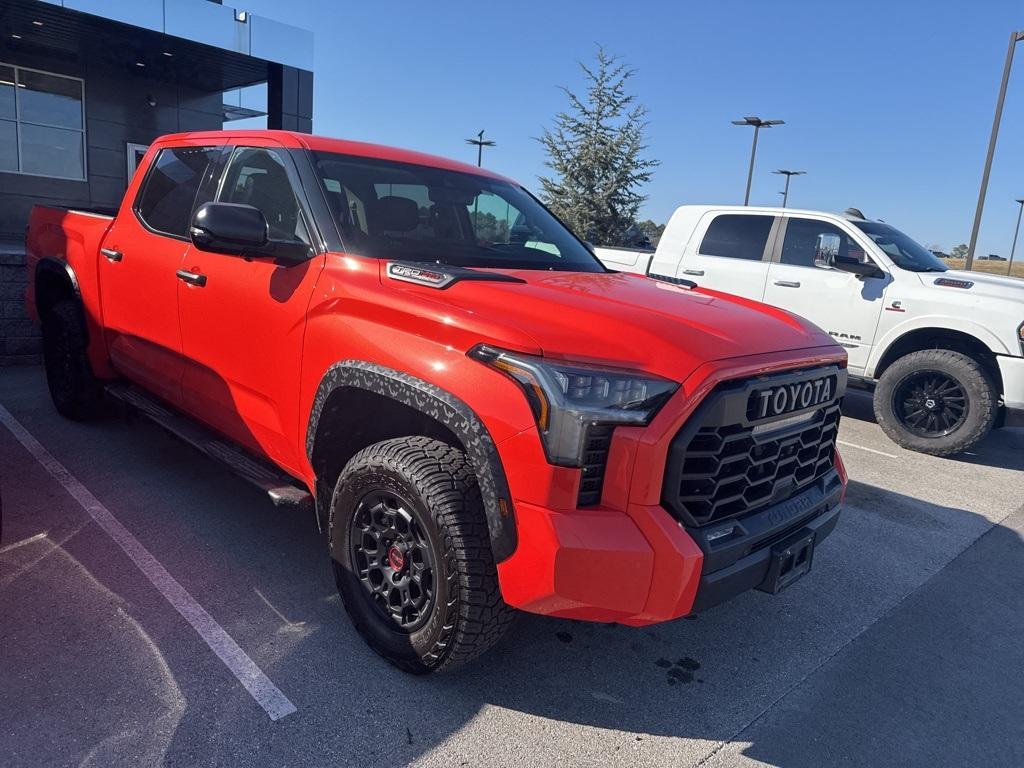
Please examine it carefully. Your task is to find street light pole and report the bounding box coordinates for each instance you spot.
[1008,198,1024,276]
[732,117,784,205]
[465,129,496,167]
[966,30,1024,270]
[773,169,806,208]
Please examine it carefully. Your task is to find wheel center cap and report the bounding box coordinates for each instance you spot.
[387,545,406,572]
[925,398,937,410]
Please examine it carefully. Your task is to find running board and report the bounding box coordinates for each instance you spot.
[105,383,313,509]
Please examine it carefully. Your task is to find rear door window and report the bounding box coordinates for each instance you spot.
[134,146,219,238]
[698,214,774,260]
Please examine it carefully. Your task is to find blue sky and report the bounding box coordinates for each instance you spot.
[242,0,1024,257]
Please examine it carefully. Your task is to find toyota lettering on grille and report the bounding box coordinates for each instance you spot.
[750,376,836,421]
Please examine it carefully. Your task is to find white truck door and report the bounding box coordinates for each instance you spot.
[762,216,889,374]
[665,212,777,301]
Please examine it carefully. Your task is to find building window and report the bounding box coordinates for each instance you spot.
[126,143,149,180]
[0,62,86,180]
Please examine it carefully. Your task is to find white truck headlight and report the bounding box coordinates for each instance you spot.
[470,345,678,466]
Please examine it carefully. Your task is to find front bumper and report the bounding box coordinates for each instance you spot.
[998,355,1024,423]
[495,471,844,626]
[687,472,843,612]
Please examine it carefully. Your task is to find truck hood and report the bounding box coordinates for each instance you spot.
[925,269,1024,302]
[398,268,837,382]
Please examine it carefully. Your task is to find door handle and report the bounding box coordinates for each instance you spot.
[101,248,123,262]
[683,269,705,276]
[774,280,801,288]
[176,269,207,287]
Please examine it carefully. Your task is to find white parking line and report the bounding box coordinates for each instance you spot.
[0,405,297,722]
[837,439,899,459]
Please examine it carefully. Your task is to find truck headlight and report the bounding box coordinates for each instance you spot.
[469,344,678,466]
[1018,321,1024,356]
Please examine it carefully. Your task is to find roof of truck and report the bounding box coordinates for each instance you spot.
[667,204,868,222]
[152,130,513,182]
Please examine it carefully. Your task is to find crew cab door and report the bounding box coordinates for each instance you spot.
[98,144,220,405]
[177,141,325,473]
[761,216,889,374]
[673,212,777,300]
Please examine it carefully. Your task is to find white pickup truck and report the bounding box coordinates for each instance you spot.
[595,205,1024,456]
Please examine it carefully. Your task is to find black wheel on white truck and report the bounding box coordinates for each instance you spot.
[873,349,998,456]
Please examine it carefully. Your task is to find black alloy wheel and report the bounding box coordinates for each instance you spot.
[329,437,514,673]
[349,489,435,631]
[892,369,968,437]
[873,349,997,456]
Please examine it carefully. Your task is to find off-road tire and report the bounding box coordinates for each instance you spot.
[873,349,997,456]
[41,300,102,420]
[328,437,514,673]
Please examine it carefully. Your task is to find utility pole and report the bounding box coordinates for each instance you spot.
[732,117,784,205]
[774,169,806,208]
[465,129,496,167]
[1009,198,1024,276]
[966,30,1024,269]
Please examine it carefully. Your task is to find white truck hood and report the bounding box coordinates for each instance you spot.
[928,270,1024,302]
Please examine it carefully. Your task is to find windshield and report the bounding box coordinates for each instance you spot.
[852,221,948,273]
[312,151,605,273]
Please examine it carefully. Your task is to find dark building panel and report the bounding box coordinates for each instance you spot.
[0,0,314,365]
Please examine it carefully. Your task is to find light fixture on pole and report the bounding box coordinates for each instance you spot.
[1008,198,1024,276]
[465,129,496,167]
[732,116,784,205]
[773,169,805,208]
[966,30,1024,269]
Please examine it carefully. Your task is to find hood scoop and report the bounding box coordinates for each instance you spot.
[934,277,974,289]
[386,261,526,290]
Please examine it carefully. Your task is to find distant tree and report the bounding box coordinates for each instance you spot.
[637,219,666,245]
[949,243,969,260]
[539,47,659,246]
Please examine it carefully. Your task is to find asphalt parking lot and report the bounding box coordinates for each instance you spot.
[1,366,1022,768]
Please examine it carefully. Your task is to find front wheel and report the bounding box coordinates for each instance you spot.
[873,349,997,456]
[328,437,514,673]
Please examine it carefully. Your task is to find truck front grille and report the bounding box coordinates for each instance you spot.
[662,367,845,528]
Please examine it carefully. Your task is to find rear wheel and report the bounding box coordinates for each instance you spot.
[41,300,102,420]
[328,437,513,673]
[873,349,996,456]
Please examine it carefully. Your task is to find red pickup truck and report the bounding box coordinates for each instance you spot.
[26,130,848,673]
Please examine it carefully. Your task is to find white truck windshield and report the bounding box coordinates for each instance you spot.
[853,221,948,273]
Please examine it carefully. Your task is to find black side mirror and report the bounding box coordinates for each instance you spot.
[834,254,882,278]
[190,202,269,255]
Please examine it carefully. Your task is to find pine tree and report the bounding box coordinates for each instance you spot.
[539,47,659,246]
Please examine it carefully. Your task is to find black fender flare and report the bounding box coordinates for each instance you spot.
[306,360,518,562]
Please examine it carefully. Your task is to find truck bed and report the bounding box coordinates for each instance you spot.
[593,245,655,275]
[25,206,113,323]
